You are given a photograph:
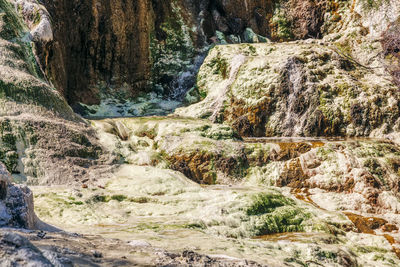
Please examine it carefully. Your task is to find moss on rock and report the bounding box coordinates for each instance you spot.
[176,43,400,138]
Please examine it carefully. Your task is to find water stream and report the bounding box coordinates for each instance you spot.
[31,116,400,264]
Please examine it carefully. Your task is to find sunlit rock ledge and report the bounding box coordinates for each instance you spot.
[176,42,400,140]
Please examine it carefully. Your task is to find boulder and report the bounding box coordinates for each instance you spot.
[0,162,9,200]
[0,162,37,229]
[0,231,53,267]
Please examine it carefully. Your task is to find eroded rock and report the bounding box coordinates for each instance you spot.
[176,43,400,138]
[0,163,9,200]
[29,0,352,106]
[0,163,37,229]
[0,231,53,267]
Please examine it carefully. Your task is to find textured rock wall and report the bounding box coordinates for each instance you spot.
[0,0,115,185]
[39,0,211,105]
[13,0,398,107]
[208,0,273,37]
[176,42,400,138]
[40,0,153,105]
[0,163,36,229]
[34,0,335,105]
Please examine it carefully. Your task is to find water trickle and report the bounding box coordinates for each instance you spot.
[282,59,306,136]
[209,54,247,122]
[169,52,209,101]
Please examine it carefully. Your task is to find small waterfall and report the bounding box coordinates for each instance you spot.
[209,54,247,122]
[169,51,209,101]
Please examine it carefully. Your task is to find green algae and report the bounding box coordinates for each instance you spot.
[208,52,229,79]
[199,125,240,140]
[244,192,311,236]
[316,146,335,161]
[111,194,127,202]
[249,206,309,236]
[360,0,391,10]
[0,119,18,172]
[86,194,108,204]
[246,192,294,216]
[0,0,25,40]
[271,11,293,41]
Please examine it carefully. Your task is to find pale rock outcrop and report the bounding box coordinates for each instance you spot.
[0,231,53,267]
[0,163,36,229]
[354,0,400,38]
[14,0,53,43]
[176,42,400,138]
[0,1,116,186]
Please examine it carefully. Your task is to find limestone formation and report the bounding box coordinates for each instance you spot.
[176,42,400,138]
[1,0,400,266]
[29,0,347,106]
[0,0,116,185]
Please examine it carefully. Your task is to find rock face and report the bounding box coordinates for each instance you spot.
[176,42,400,138]
[0,0,115,185]
[39,0,153,105]
[27,0,341,106]
[37,0,198,104]
[0,232,53,267]
[381,20,400,88]
[208,0,273,37]
[0,163,9,200]
[0,0,77,121]
[0,163,36,229]
[3,0,399,114]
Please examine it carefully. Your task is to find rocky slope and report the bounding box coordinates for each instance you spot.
[1,0,400,266]
[0,0,116,185]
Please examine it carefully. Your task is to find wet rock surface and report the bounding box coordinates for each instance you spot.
[1,0,400,266]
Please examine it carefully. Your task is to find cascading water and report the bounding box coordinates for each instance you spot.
[209,54,247,122]
[168,50,209,101]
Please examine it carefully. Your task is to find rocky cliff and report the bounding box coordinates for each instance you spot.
[176,0,400,141]
[0,0,115,185]
[25,0,355,107]
[21,0,398,124]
